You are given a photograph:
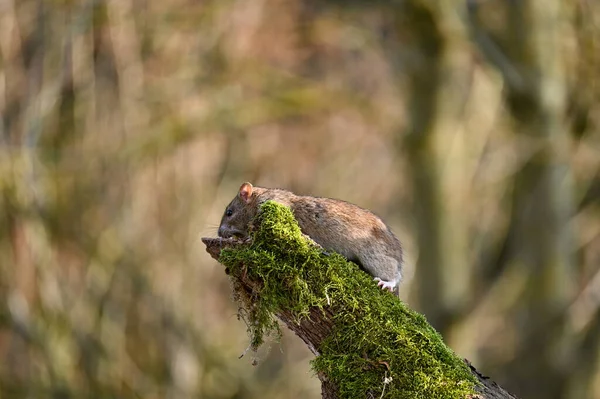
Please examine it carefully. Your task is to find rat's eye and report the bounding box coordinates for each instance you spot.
[226,208,233,217]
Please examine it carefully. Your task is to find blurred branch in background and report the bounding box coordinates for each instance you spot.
[0,0,599,399]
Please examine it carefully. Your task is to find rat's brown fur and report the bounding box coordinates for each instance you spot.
[218,183,403,292]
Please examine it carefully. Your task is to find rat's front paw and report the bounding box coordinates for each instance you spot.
[374,277,397,292]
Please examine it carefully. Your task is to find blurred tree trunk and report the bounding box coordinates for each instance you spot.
[384,2,475,358]
[468,1,575,398]
[566,309,600,399]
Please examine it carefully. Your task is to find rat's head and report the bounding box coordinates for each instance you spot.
[218,182,259,239]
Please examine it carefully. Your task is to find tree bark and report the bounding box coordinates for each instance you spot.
[202,237,518,399]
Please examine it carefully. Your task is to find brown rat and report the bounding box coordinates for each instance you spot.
[218,182,403,293]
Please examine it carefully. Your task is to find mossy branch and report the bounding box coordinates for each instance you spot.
[202,201,517,399]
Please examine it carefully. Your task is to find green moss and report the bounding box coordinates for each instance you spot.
[219,201,478,398]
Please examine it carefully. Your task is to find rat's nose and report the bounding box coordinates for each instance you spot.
[217,226,225,237]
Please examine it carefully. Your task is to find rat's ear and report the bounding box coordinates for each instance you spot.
[239,182,254,203]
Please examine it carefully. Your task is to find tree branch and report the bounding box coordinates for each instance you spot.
[202,202,518,399]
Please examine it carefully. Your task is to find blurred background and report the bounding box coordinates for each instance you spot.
[1,0,599,398]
